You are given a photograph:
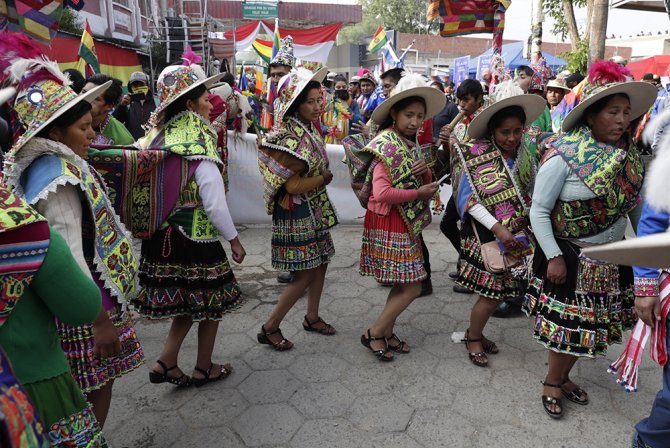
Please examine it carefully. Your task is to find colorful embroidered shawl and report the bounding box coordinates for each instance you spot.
[0,183,49,328]
[453,139,534,238]
[541,125,644,239]
[259,116,338,232]
[8,139,138,307]
[89,111,221,241]
[348,129,432,240]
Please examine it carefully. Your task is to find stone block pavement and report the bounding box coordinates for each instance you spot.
[106,224,660,448]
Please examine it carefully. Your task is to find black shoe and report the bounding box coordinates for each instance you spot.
[277,272,293,284]
[419,279,433,297]
[492,300,522,318]
[448,271,459,279]
[452,284,473,294]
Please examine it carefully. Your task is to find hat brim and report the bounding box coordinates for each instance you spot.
[370,86,447,126]
[467,94,548,140]
[0,87,16,106]
[281,67,328,119]
[154,73,225,119]
[582,233,670,269]
[546,83,571,92]
[561,81,658,132]
[11,80,112,153]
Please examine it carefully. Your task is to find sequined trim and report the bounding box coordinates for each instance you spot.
[633,277,660,297]
[48,407,106,448]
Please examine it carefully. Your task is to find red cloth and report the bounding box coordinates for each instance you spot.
[418,118,433,145]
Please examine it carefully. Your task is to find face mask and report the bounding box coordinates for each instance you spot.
[131,85,149,96]
[335,90,349,101]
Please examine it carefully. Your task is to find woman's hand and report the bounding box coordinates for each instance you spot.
[546,255,567,285]
[635,295,662,327]
[322,170,334,186]
[417,182,439,200]
[92,312,121,359]
[491,223,522,253]
[411,160,429,177]
[229,237,246,264]
[352,122,370,138]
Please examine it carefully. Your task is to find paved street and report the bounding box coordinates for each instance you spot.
[106,224,659,448]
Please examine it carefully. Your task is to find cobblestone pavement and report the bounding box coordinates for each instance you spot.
[106,224,659,448]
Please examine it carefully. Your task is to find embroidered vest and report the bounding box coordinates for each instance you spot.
[364,130,432,240]
[455,140,533,235]
[542,127,644,239]
[20,154,137,305]
[259,117,338,232]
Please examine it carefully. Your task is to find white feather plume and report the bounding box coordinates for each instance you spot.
[7,56,71,87]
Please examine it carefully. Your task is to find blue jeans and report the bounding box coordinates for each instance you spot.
[635,316,670,448]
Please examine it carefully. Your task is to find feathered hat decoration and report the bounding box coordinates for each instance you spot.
[587,60,632,86]
[181,46,206,80]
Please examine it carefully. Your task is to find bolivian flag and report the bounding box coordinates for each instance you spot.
[76,20,100,77]
[367,25,387,53]
[252,39,272,65]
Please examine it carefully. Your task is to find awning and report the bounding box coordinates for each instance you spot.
[627,55,670,79]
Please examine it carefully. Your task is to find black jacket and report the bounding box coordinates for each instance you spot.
[113,93,157,140]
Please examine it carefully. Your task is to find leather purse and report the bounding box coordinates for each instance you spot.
[471,222,522,274]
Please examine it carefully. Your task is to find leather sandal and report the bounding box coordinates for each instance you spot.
[463,329,488,367]
[149,360,191,388]
[192,362,232,387]
[360,329,393,362]
[542,381,564,419]
[386,333,410,354]
[464,329,498,355]
[257,324,294,351]
[562,380,589,405]
[302,315,336,335]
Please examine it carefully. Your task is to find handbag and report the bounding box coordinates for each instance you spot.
[471,222,522,274]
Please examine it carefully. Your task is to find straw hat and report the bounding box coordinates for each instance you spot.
[546,76,571,92]
[582,233,670,268]
[0,87,16,106]
[467,81,547,140]
[370,73,446,125]
[561,60,657,132]
[274,67,327,126]
[349,76,361,84]
[153,65,224,120]
[358,71,377,85]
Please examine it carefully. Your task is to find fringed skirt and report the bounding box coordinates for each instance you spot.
[271,201,334,271]
[455,219,521,301]
[58,306,143,393]
[134,226,243,321]
[523,238,635,357]
[24,373,107,447]
[360,207,426,284]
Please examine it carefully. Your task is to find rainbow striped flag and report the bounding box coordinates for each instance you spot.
[271,18,280,61]
[76,19,99,77]
[367,25,387,53]
[252,39,272,64]
[432,0,511,37]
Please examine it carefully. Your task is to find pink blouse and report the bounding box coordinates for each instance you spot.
[367,163,431,216]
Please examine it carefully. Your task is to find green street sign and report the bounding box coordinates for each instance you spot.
[243,2,278,19]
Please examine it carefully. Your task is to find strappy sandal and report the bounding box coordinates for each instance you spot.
[149,360,191,388]
[463,330,488,367]
[360,329,393,362]
[542,381,564,419]
[464,329,498,355]
[302,315,336,335]
[257,324,294,351]
[192,363,233,388]
[562,380,589,405]
[386,333,410,354]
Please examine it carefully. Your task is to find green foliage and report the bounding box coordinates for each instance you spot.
[147,34,168,74]
[543,0,587,41]
[59,8,84,35]
[561,39,589,74]
[339,0,438,45]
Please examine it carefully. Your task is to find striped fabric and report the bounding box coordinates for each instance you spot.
[5,0,63,44]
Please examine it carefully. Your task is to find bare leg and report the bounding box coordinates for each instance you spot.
[86,380,114,428]
[192,320,228,379]
[543,351,577,413]
[153,315,193,378]
[559,355,587,400]
[264,269,315,344]
[368,282,421,354]
[466,295,500,357]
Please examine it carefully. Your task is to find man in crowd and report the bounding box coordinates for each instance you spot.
[113,71,156,140]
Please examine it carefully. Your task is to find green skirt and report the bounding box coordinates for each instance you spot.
[24,373,106,448]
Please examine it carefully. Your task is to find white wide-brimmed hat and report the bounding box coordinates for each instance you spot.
[274,67,327,126]
[153,65,224,120]
[582,233,670,268]
[546,76,571,92]
[0,87,16,106]
[467,81,547,140]
[370,73,446,125]
[561,60,657,132]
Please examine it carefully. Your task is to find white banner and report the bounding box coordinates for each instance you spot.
[226,132,453,225]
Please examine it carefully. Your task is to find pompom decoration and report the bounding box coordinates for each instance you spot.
[587,60,632,86]
[181,46,202,66]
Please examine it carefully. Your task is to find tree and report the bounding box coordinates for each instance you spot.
[59,7,84,35]
[588,0,609,63]
[339,0,438,45]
